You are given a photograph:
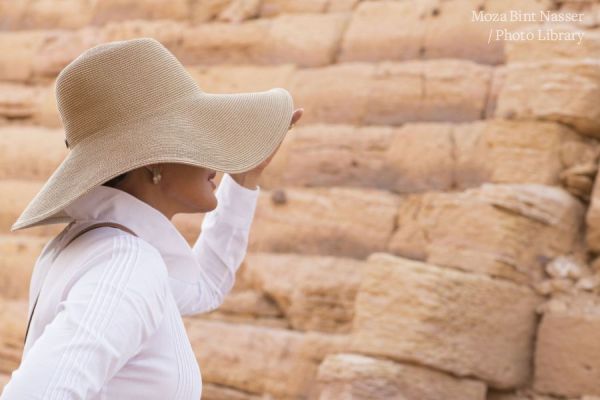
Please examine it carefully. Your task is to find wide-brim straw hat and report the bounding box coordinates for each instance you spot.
[11,37,294,232]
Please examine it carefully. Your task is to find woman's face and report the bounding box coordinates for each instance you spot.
[159,163,218,215]
[115,162,218,220]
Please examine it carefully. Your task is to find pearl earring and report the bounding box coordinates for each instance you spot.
[152,169,162,184]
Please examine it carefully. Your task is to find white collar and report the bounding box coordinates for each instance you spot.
[62,185,199,282]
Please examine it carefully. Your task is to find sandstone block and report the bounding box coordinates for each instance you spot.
[31,28,102,80]
[584,175,600,252]
[187,64,295,93]
[263,13,349,67]
[506,24,600,62]
[0,83,40,119]
[389,183,585,284]
[0,126,67,180]
[495,60,600,138]
[0,31,47,82]
[241,252,365,333]
[424,0,552,65]
[317,353,486,400]
[364,60,492,125]
[185,318,350,398]
[534,293,600,397]
[0,235,47,300]
[259,0,328,17]
[91,0,190,25]
[7,0,93,30]
[0,300,27,375]
[351,253,543,389]
[289,63,375,125]
[179,19,271,65]
[263,124,395,190]
[339,1,427,62]
[248,186,399,258]
[383,123,454,193]
[453,120,597,189]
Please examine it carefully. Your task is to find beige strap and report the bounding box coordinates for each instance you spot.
[64,222,138,248]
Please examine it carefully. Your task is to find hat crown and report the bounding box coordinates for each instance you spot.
[56,37,201,149]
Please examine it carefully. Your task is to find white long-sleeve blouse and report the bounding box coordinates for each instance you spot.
[0,172,260,400]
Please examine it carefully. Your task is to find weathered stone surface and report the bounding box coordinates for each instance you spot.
[262,13,349,67]
[534,292,600,397]
[99,19,183,48]
[317,353,486,400]
[0,126,67,180]
[4,0,94,30]
[178,19,271,65]
[260,0,328,17]
[185,318,350,399]
[189,0,231,23]
[0,83,40,119]
[424,0,552,65]
[289,63,375,125]
[0,0,29,30]
[32,27,102,80]
[92,0,190,25]
[487,386,578,400]
[496,59,600,138]
[383,123,454,193]
[0,31,47,82]
[248,186,399,259]
[200,310,290,330]
[260,120,598,195]
[560,161,599,204]
[187,64,295,93]
[485,65,507,118]
[0,0,189,30]
[339,0,552,65]
[351,253,543,389]
[33,84,62,128]
[584,175,600,253]
[216,288,283,318]
[216,0,262,23]
[0,235,47,300]
[0,373,10,393]
[0,300,27,375]
[241,252,365,333]
[291,60,491,126]
[364,60,491,124]
[202,382,264,400]
[339,1,427,62]
[262,124,396,190]
[452,120,599,190]
[181,13,348,67]
[389,183,586,284]
[506,24,600,62]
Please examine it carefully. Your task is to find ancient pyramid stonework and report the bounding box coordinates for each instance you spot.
[2,1,600,399]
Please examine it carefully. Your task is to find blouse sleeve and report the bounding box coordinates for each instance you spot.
[174,173,260,316]
[0,234,169,400]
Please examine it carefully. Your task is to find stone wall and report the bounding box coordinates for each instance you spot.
[2,0,600,399]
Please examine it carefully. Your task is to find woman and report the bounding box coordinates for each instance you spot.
[1,37,303,399]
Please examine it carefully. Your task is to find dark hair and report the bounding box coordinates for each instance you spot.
[102,172,128,188]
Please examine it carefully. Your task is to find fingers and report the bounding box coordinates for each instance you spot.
[289,108,304,130]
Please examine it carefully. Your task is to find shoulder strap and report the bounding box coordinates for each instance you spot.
[23,222,138,347]
[64,222,138,248]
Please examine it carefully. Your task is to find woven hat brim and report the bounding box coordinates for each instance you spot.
[11,87,294,232]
